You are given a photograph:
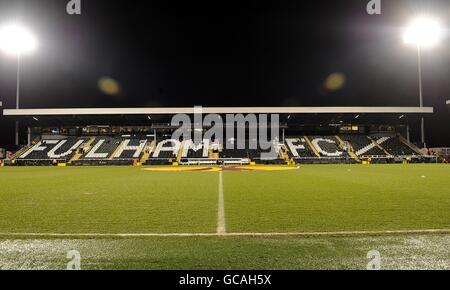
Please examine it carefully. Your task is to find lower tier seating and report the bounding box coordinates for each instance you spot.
[376,135,419,156]
[18,138,86,162]
[340,134,387,157]
[12,134,429,165]
[308,136,350,158]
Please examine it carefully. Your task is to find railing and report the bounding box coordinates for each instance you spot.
[359,155,394,159]
[293,156,352,160]
[180,158,250,166]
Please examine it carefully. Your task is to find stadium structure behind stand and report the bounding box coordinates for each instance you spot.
[1,107,438,166]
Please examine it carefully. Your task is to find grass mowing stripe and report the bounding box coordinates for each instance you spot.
[223,165,450,233]
[0,167,218,233]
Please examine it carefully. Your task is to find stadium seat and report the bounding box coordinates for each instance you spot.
[374,135,420,157]
[340,134,387,157]
[113,139,148,159]
[82,137,119,159]
[18,138,86,164]
[308,136,349,158]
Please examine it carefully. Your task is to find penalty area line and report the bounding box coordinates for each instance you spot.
[0,229,449,238]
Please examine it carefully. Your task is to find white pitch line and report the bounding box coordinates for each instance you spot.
[217,170,226,234]
[0,229,448,238]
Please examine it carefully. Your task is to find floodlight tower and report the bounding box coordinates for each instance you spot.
[403,16,443,148]
[0,23,37,145]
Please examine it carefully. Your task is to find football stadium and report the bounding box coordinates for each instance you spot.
[0,0,449,274]
[0,106,449,270]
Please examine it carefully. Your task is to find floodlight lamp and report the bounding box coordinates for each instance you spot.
[403,17,443,48]
[0,24,37,55]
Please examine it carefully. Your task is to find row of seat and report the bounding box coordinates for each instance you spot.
[340,134,386,156]
[18,137,148,162]
[15,134,424,164]
[376,136,418,156]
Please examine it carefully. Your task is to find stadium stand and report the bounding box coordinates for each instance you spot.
[2,106,436,165]
[9,133,433,166]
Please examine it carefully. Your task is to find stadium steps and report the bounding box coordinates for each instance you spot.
[304,136,321,158]
[278,145,292,164]
[281,150,293,165]
[140,151,151,164]
[398,136,423,155]
[68,152,83,164]
[9,143,34,161]
[176,141,185,162]
[109,140,125,160]
[10,137,42,160]
[69,138,95,163]
[140,141,155,164]
[367,136,391,156]
[335,135,360,163]
[209,149,219,159]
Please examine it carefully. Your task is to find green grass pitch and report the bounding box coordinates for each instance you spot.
[0,164,449,269]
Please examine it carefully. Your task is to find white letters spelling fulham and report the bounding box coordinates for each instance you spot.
[85,139,109,159]
[181,139,210,158]
[48,139,84,159]
[20,140,59,159]
[285,138,306,158]
[152,139,181,158]
[113,139,147,158]
[312,138,343,157]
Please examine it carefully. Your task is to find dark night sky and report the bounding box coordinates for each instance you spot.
[0,0,449,147]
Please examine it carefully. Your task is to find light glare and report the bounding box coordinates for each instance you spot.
[0,24,37,55]
[403,17,442,48]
